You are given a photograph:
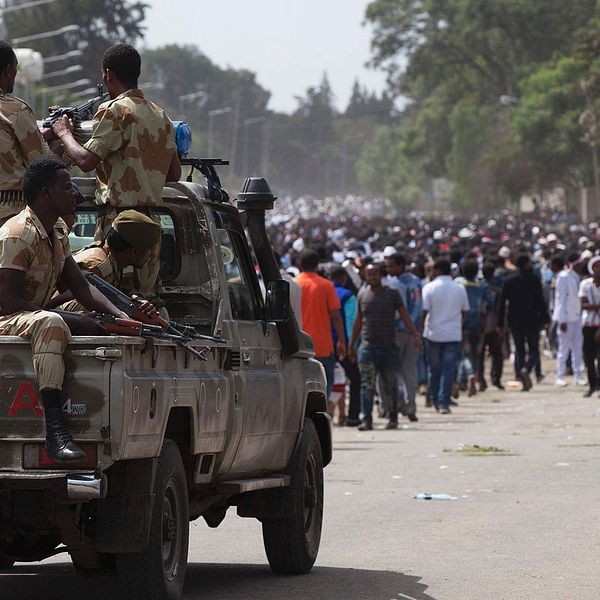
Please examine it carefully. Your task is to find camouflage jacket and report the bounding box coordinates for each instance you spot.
[0,92,50,219]
[0,207,70,309]
[74,242,120,286]
[84,89,177,208]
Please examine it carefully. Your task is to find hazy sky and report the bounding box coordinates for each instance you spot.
[143,0,387,114]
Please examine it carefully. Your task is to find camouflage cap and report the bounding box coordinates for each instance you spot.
[112,209,161,250]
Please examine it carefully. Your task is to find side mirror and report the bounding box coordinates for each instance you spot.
[264,279,291,323]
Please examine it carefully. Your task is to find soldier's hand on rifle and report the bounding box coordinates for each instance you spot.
[42,127,58,142]
[52,115,73,139]
[131,295,160,320]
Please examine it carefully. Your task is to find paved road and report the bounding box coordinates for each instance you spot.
[2,369,599,599]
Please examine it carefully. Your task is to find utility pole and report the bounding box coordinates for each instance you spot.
[261,119,271,178]
[229,92,241,176]
[207,106,231,156]
[242,116,265,176]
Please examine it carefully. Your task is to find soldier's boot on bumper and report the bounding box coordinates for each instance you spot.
[41,389,86,463]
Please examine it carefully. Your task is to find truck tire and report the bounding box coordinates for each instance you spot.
[116,440,189,600]
[262,418,324,574]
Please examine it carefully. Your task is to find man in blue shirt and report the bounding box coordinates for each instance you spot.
[385,253,423,421]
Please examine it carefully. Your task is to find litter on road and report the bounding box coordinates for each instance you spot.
[413,493,458,501]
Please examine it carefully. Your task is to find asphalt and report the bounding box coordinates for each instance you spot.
[2,363,600,600]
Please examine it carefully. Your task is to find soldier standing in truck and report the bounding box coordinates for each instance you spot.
[0,41,63,224]
[0,159,127,463]
[52,43,181,309]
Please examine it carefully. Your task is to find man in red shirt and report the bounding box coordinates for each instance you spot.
[296,249,346,399]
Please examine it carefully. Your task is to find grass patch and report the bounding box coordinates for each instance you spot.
[444,444,519,457]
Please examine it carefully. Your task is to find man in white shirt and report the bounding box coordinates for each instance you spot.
[420,259,470,414]
[551,255,584,386]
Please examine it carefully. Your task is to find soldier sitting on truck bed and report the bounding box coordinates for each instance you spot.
[0,159,127,463]
[52,43,181,312]
[46,209,162,315]
[0,41,64,225]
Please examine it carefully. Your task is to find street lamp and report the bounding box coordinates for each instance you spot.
[340,134,365,194]
[0,0,58,13]
[207,106,231,156]
[39,64,83,80]
[42,49,83,65]
[42,78,92,94]
[178,90,206,120]
[242,116,266,176]
[139,81,163,92]
[12,24,78,45]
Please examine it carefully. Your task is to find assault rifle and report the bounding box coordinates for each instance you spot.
[94,315,210,361]
[85,273,224,358]
[42,84,108,129]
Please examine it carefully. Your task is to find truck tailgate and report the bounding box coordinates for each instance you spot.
[0,336,124,471]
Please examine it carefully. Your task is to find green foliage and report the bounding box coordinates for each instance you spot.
[362,0,600,210]
[513,56,588,188]
[141,44,271,168]
[4,0,147,81]
[357,121,427,206]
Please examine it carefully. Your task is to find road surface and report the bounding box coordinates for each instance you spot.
[2,369,598,599]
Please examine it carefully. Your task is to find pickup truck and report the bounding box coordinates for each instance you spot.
[0,164,331,600]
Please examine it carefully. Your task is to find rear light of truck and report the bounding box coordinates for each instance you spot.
[23,444,98,470]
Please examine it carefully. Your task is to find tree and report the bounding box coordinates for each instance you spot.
[346,79,394,122]
[362,0,599,210]
[356,120,428,206]
[141,45,271,178]
[4,0,147,83]
[513,56,589,190]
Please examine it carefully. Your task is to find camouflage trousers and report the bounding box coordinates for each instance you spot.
[95,207,162,305]
[0,310,70,390]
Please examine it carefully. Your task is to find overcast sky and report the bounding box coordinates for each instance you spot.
[142,0,388,114]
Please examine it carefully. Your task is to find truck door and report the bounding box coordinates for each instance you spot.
[213,211,287,475]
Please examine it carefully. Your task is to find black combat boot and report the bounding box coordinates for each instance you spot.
[41,389,86,463]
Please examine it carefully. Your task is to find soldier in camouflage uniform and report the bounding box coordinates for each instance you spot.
[0,41,62,224]
[0,159,126,462]
[53,43,181,308]
[48,209,162,314]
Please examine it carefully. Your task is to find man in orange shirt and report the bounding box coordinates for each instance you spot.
[296,249,346,399]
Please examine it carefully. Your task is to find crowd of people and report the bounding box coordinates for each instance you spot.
[270,194,600,429]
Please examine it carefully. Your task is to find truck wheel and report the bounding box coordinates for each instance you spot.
[262,418,324,574]
[116,440,189,600]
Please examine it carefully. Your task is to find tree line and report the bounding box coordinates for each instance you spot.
[7,0,596,209]
[3,0,394,197]
[362,0,600,212]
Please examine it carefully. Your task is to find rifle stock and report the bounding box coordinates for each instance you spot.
[94,314,209,361]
